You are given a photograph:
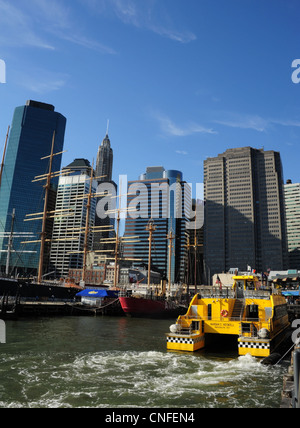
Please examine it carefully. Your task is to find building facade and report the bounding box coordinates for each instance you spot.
[94,133,116,252]
[96,133,113,182]
[284,180,300,269]
[0,100,66,276]
[204,147,288,280]
[49,171,97,278]
[123,167,191,283]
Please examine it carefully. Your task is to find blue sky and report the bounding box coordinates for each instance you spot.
[0,0,300,195]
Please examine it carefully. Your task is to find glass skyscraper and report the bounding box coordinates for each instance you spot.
[49,169,97,278]
[123,167,191,283]
[96,133,113,182]
[0,100,66,275]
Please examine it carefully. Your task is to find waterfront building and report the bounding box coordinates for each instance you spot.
[284,180,300,269]
[94,132,116,252]
[0,100,66,276]
[49,161,97,278]
[204,147,288,280]
[187,199,204,285]
[123,166,191,283]
[96,133,113,182]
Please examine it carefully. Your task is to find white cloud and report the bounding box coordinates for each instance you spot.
[0,0,116,54]
[17,69,69,94]
[100,0,197,43]
[214,114,268,132]
[176,150,188,155]
[214,112,300,132]
[0,0,55,49]
[153,112,217,137]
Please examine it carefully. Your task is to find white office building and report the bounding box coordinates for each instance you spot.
[49,173,97,277]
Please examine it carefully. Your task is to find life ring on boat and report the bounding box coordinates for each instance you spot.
[221,310,229,318]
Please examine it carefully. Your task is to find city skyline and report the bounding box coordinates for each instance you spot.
[0,0,299,195]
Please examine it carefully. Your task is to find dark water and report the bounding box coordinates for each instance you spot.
[0,316,287,408]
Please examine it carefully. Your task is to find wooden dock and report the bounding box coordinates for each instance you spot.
[281,344,300,408]
[0,297,124,318]
[287,305,300,322]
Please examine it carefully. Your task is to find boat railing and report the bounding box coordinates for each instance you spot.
[197,287,236,299]
[244,290,271,300]
[196,287,272,300]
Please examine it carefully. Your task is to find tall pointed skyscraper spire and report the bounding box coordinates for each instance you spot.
[96,126,113,182]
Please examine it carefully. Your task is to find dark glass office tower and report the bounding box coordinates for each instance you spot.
[123,167,191,283]
[96,133,113,182]
[0,100,66,275]
[94,133,116,252]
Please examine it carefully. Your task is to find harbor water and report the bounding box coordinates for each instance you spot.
[0,316,287,408]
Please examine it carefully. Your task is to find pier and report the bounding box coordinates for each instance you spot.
[281,340,300,408]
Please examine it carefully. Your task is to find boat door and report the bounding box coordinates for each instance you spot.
[236,281,244,299]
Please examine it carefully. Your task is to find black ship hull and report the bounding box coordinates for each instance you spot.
[0,277,79,300]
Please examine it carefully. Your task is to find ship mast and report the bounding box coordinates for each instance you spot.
[5,208,15,277]
[82,162,95,283]
[98,190,141,288]
[37,131,55,284]
[146,220,156,288]
[167,228,175,292]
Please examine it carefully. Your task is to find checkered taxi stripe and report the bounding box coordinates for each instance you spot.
[167,336,204,345]
[238,341,270,350]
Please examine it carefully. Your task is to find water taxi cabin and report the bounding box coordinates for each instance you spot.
[166,275,290,358]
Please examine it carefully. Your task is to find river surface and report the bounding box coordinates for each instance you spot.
[0,316,287,408]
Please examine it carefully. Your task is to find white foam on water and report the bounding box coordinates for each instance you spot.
[0,350,285,408]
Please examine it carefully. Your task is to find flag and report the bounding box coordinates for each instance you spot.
[216,275,222,290]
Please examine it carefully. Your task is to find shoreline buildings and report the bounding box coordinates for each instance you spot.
[284,180,300,269]
[49,159,97,278]
[204,147,288,280]
[93,132,116,253]
[0,100,66,276]
[123,167,191,284]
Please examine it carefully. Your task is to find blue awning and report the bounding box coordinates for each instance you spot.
[76,289,119,298]
[282,291,300,297]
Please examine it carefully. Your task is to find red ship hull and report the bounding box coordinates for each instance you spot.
[119,296,186,318]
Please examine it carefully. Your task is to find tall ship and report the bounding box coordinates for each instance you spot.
[118,220,188,318]
[166,275,290,358]
[0,128,83,305]
[119,284,187,318]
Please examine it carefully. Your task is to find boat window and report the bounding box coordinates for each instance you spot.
[265,307,272,321]
[246,281,255,290]
[192,321,200,331]
[246,304,259,319]
[208,304,212,320]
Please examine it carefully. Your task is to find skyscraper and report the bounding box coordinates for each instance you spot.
[49,161,97,277]
[94,132,116,252]
[123,167,191,283]
[96,133,113,182]
[0,100,66,275]
[284,180,300,269]
[204,147,288,280]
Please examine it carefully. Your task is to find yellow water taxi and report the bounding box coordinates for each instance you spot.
[166,275,290,358]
